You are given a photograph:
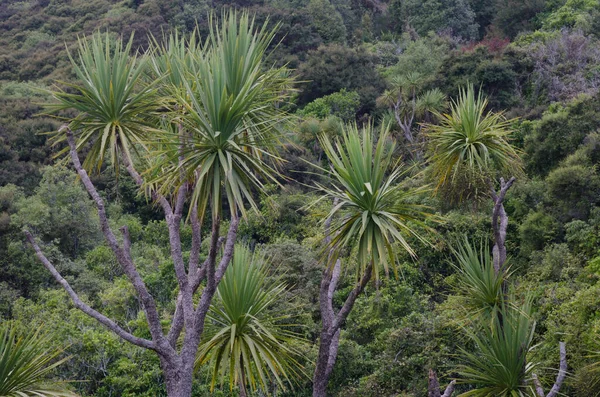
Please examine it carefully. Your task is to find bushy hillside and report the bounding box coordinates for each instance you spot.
[1,0,600,396]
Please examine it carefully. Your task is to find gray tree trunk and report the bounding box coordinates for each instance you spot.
[490,177,516,274]
[428,369,455,397]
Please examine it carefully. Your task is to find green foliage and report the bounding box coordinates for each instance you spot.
[574,357,600,397]
[386,35,449,83]
[456,298,537,397]
[389,0,478,40]
[3,1,600,396]
[542,0,600,31]
[519,211,558,256]
[297,44,385,111]
[298,116,344,156]
[523,94,600,175]
[307,0,347,44]
[425,84,522,199]
[47,32,158,174]
[12,290,167,397]
[450,238,505,322]
[298,89,361,122]
[0,321,75,397]
[437,46,521,110]
[493,0,545,39]
[316,123,433,279]
[11,166,99,256]
[150,11,295,220]
[196,245,305,394]
[545,163,600,220]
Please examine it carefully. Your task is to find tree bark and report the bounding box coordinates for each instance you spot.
[428,369,455,397]
[490,177,516,274]
[313,258,372,397]
[532,342,567,397]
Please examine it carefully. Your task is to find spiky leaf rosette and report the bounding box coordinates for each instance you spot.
[196,245,305,394]
[148,11,295,220]
[316,122,435,281]
[450,237,513,324]
[46,32,159,174]
[457,297,538,397]
[424,84,522,202]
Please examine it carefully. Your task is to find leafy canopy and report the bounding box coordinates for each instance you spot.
[149,11,295,220]
[47,32,158,173]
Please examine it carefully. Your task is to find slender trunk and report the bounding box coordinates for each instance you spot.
[239,356,248,397]
[312,331,333,397]
[313,264,372,397]
[490,177,516,274]
[428,369,442,397]
[491,202,508,274]
[428,369,455,397]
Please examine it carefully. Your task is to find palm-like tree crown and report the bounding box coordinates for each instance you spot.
[47,32,158,173]
[424,84,522,193]
[317,123,434,280]
[149,11,294,220]
[0,322,75,397]
[196,245,305,394]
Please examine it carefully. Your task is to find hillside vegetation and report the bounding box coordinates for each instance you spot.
[1,0,600,396]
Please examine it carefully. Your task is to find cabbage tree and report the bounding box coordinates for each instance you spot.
[312,123,434,396]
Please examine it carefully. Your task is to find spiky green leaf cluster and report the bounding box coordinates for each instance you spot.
[196,245,305,394]
[424,84,522,193]
[148,11,295,221]
[317,123,434,280]
[46,32,158,173]
[457,298,538,397]
[451,238,511,323]
[0,322,76,397]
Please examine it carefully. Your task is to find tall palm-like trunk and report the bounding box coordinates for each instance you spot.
[29,12,294,397]
[311,124,432,396]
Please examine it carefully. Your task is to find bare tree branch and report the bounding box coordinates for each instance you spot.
[63,126,165,345]
[188,205,202,276]
[546,342,567,397]
[25,230,156,351]
[490,176,516,273]
[121,152,174,217]
[332,263,373,332]
[326,259,341,319]
[532,342,567,397]
[118,226,167,344]
[441,380,456,397]
[214,216,241,285]
[428,369,455,397]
